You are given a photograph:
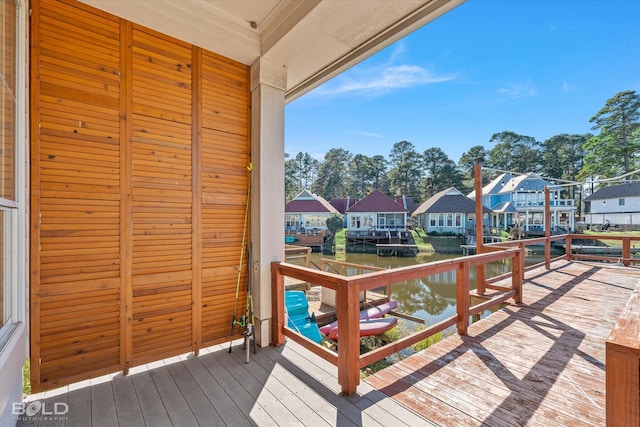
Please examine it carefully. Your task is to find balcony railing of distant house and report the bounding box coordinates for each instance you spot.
[512,199,575,208]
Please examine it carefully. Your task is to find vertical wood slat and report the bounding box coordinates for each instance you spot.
[119,19,133,374]
[29,0,43,393]
[130,25,193,364]
[33,0,123,390]
[192,46,202,354]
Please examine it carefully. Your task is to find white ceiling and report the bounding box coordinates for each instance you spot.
[79,0,465,101]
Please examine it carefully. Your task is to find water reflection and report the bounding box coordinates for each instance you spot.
[310,251,542,328]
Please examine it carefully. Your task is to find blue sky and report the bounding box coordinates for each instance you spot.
[284,0,640,164]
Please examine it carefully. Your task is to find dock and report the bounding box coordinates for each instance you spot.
[376,244,418,257]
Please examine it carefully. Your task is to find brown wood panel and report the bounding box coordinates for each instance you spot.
[32,0,122,391]
[130,25,194,363]
[31,0,250,391]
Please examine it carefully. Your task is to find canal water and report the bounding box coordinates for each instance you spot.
[309,251,543,334]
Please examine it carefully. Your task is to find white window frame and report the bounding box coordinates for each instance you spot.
[0,0,27,347]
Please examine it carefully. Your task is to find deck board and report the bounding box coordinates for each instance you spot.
[17,260,640,426]
[365,260,640,426]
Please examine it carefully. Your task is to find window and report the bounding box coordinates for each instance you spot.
[305,214,327,228]
[446,213,453,227]
[1,0,20,337]
[619,198,625,206]
[285,214,301,228]
[350,215,361,228]
[455,213,462,227]
[429,214,436,227]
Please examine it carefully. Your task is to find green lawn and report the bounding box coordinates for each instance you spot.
[411,229,435,253]
[582,230,640,247]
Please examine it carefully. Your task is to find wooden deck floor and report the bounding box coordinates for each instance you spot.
[17,260,640,426]
[365,259,640,426]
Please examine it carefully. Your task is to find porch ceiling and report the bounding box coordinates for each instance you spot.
[78,0,465,101]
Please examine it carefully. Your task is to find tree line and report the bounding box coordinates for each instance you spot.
[285,90,640,205]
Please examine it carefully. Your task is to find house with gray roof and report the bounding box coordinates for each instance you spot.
[469,172,577,232]
[413,187,491,234]
[584,182,640,227]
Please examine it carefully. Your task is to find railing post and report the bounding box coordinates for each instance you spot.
[622,237,631,266]
[565,234,572,261]
[519,241,526,282]
[513,250,523,304]
[544,186,551,270]
[457,261,470,335]
[606,283,640,426]
[474,158,486,295]
[271,262,285,346]
[337,279,360,395]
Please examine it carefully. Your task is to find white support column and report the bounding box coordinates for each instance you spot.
[250,57,287,347]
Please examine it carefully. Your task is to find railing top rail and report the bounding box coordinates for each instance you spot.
[320,258,385,272]
[275,247,522,292]
[568,233,640,241]
[273,262,348,290]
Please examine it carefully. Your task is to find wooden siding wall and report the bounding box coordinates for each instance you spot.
[30,0,250,391]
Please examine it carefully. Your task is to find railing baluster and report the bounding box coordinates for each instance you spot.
[457,261,470,335]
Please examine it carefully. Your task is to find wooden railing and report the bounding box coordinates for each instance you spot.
[272,248,523,394]
[564,234,640,266]
[320,259,387,304]
[606,282,640,427]
[284,244,312,267]
[274,232,640,400]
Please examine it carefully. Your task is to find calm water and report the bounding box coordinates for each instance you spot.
[309,251,543,331]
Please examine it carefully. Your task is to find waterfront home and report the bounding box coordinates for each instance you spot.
[469,172,577,232]
[584,181,640,228]
[2,0,465,422]
[413,187,492,234]
[285,190,340,233]
[346,190,409,232]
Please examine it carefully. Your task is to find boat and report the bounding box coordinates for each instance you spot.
[286,290,399,342]
[322,317,397,340]
[319,300,398,339]
[284,235,297,243]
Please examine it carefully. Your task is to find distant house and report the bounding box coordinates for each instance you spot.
[330,197,357,228]
[330,197,357,215]
[413,187,491,234]
[346,190,409,231]
[469,172,577,232]
[394,195,420,216]
[285,190,340,232]
[584,182,640,226]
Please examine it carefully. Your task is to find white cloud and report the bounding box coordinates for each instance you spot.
[349,130,385,138]
[498,82,537,99]
[313,42,456,96]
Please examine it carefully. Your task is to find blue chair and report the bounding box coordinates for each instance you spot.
[285,291,323,343]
